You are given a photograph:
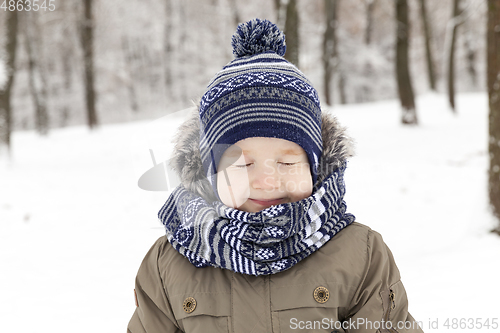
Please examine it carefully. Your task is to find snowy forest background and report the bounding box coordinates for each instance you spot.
[0,0,488,130]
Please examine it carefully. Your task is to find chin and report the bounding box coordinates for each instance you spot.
[236,205,259,213]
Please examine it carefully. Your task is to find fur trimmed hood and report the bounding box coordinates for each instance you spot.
[170,107,354,202]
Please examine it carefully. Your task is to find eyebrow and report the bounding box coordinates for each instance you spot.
[278,149,302,156]
[224,148,302,157]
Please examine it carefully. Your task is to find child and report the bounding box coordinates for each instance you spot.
[128,18,423,333]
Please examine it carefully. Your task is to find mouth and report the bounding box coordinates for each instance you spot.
[249,198,284,206]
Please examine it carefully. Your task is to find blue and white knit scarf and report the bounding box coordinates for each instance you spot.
[158,163,355,276]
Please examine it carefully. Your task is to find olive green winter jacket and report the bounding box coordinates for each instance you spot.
[128,222,422,333]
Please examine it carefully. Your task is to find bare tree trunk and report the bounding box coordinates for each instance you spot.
[121,36,139,113]
[177,1,188,103]
[0,10,18,152]
[362,0,375,103]
[323,0,339,106]
[164,0,173,100]
[338,72,347,104]
[62,29,73,91]
[487,0,500,233]
[24,12,49,135]
[365,0,375,45]
[464,30,478,87]
[57,0,76,128]
[419,0,437,91]
[396,0,418,125]
[81,0,98,129]
[229,0,240,28]
[274,0,288,31]
[284,0,299,67]
[447,0,463,112]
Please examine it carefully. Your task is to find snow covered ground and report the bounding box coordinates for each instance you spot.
[1,92,499,332]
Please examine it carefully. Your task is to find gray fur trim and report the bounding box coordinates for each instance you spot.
[169,107,217,202]
[315,110,355,188]
[170,107,354,201]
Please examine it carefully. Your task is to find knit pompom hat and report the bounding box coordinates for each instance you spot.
[199,18,322,187]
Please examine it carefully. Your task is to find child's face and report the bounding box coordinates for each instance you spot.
[217,137,313,212]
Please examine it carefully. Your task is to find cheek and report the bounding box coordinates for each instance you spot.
[216,170,251,208]
[284,169,313,201]
[292,177,313,200]
[216,176,232,206]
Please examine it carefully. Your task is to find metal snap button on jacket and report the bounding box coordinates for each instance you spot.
[313,286,329,303]
[183,297,197,313]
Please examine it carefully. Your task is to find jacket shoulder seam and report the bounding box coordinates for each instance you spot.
[156,237,182,330]
[344,225,372,317]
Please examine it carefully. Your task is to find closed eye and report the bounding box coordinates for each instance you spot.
[234,163,253,168]
[279,162,298,166]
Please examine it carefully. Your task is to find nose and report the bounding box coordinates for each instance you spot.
[250,164,281,190]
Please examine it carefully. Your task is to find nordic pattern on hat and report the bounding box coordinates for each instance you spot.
[199,19,323,186]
